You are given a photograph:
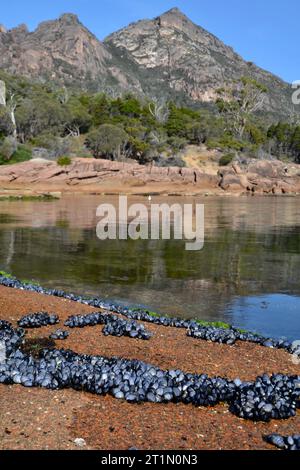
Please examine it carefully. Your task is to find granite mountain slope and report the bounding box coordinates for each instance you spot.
[0,13,140,93]
[0,8,296,118]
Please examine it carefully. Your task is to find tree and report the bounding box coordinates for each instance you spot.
[148,98,169,124]
[216,77,267,138]
[247,124,267,147]
[7,91,18,138]
[0,136,17,161]
[15,94,67,142]
[64,97,92,137]
[292,127,300,162]
[0,106,14,137]
[165,104,201,138]
[86,124,128,160]
[0,80,17,138]
[186,121,209,145]
[118,94,142,118]
[267,122,293,158]
[89,93,110,126]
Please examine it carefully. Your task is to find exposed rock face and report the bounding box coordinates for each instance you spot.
[105,8,295,118]
[0,9,296,118]
[0,14,139,93]
[0,80,6,106]
[0,158,218,191]
[218,161,300,194]
[0,158,299,195]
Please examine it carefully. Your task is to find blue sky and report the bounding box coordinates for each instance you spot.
[1,0,298,83]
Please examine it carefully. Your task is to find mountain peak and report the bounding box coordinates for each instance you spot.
[0,9,294,119]
[156,7,193,29]
[10,24,29,35]
[162,7,183,15]
[159,7,188,20]
[59,13,80,25]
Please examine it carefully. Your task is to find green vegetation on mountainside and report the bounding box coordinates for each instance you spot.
[0,71,300,166]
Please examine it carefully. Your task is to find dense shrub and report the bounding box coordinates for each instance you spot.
[0,106,14,137]
[0,143,31,165]
[31,134,72,159]
[86,124,128,159]
[219,153,235,167]
[57,156,72,166]
[0,136,17,161]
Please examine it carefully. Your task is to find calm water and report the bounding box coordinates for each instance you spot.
[0,195,299,340]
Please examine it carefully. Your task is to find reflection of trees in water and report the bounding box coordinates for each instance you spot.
[0,223,299,301]
[0,196,299,323]
[4,230,15,268]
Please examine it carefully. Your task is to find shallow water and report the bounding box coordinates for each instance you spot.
[0,195,299,340]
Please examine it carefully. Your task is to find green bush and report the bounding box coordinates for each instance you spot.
[86,124,128,159]
[31,134,72,158]
[0,136,17,161]
[0,107,14,137]
[167,136,187,152]
[0,144,31,165]
[219,153,235,166]
[57,156,72,166]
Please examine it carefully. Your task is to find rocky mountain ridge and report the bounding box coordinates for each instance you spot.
[0,8,296,118]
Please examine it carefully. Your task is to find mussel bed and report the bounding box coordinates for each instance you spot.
[49,329,69,340]
[1,320,299,425]
[18,312,59,328]
[1,275,300,449]
[264,434,300,450]
[1,275,299,359]
[65,312,152,340]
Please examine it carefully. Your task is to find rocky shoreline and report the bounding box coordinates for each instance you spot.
[0,276,299,450]
[0,157,299,197]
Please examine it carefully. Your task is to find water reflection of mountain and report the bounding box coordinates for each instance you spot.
[0,196,299,324]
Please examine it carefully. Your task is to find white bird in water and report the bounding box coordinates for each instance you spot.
[148,195,152,202]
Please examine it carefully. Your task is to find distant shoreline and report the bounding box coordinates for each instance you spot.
[0,157,299,198]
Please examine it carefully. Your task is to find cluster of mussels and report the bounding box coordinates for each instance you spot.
[119,308,300,358]
[65,312,152,340]
[0,274,299,358]
[0,320,24,356]
[264,434,300,451]
[49,329,69,340]
[229,374,299,421]
[0,320,299,424]
[18,312,59,328]
[1,275,300,449]
[187,325,238,345]
[187,323,300,352]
